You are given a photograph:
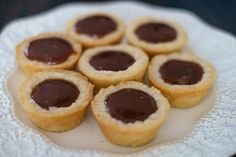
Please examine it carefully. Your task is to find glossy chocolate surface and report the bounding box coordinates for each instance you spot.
[135,22,177,43]
[25,37,75,65]
[89,50,135,71]
[31,79,79,110]
[159,59,204,85]
[105,88,157,123]
[75,15,117,38]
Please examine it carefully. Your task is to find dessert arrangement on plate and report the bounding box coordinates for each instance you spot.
[16,12,216,147]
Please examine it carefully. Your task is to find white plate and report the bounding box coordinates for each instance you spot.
[0,1,236,157]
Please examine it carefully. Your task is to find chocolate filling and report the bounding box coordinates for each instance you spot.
[159,59,204,85]
[105,88,157,123]
[25,37,75,65]
[89,50,135,71]
[135,22,177,43]
[31,79,79,110]
[75,15,117,38]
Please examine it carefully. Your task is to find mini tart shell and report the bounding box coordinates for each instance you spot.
[78,45,149,90]
[126,17,187,56]
[16,32,82,75]
[148,53,216,108]
[91,81,170,147]
[67,13,124,48]
[19,70,94,132]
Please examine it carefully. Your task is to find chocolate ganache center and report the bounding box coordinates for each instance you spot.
[25,37,75,65]
[135,22,177,43]
[105,88,157,123]
[75,15,117,38]
[159,59,204,85]
[31,79,79,110]
[89,50,135,71]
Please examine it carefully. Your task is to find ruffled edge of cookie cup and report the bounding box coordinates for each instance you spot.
[66,12,125,48]
[15,32,82,75]
[78,45,149,89]
[91,81,170,147]
[148,53,216,108]
[126,17,187,56]
[18,69,94,132]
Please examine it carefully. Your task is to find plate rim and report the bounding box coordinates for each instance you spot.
[0,1,236,157]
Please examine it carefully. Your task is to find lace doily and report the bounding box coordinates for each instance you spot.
[0,1,236,157]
